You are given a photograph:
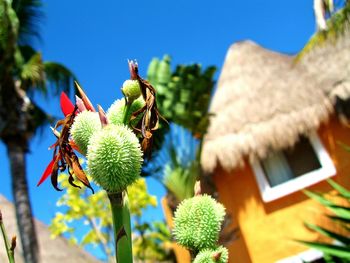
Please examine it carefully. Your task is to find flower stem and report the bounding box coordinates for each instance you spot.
[0,210,15,263]
[122,102,132,125]
[107,191,133,263]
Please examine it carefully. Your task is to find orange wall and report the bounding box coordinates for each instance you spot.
[161,198,191,263]
[213,117,350,263]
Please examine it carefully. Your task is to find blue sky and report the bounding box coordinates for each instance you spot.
[0,0,316,259]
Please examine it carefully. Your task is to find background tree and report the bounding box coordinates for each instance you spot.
[143,55,216,210]
[0,1,75,262]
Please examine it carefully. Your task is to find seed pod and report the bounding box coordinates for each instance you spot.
[122,79,141,103]
[70,111,101,155]
[173,194,225,250]
[193,246,229,263]
[87,124,142,192]
[107,97,144,126]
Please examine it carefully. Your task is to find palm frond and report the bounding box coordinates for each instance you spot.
[163,160,199,201]
[17,44,36,61]
[300,179,350,261]
[27,101,54,136]
[44,62,76,95]
[20,52,44,85]
[327,215,350,225]
[298,240,350,259]
[305,222,350,245]
[12,0,43,45]
[327,179,350,199]
[142,123,199,201]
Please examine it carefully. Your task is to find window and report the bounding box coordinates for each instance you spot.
[252,132,336,202]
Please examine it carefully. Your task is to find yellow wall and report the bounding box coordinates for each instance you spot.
[213,117,350,263]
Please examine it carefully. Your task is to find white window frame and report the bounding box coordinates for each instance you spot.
[251,132,336,202]
[276,249,323,263]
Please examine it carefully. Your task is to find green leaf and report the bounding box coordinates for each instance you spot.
[298,240,350,259]
[304,186,350,220]
[303,190,335,207]
[327,215,350,225]
[20,52,44,84]
[328,206,350,220]
[305,222,350,245]
[327,179,350,199]
[81,230,99,246]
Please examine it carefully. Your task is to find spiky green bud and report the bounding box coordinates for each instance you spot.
[193,246,229,263]
[70,111,101,155]
[87,124,142,192]
[173,194,225,250]
[107,97,144,126]
[122,79,141,103]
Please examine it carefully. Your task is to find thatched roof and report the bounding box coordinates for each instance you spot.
[201,33,350,173]
[0,195,101,263]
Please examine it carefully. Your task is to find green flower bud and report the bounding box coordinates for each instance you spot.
[173,194,225,250]
[122,79,141,103]
[70,111,101,155]
[87,124,143,192]
[106,97,144,126]
[193,246,229,263]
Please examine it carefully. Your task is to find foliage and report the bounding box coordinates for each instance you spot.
[297,1,350,60]
[143,56,216,205]
[133,221,175,262]
[147,55,216,139]
[163,158,200,202]
[50,174,175,262]
[299,180,350,262]
[143,123,199,202]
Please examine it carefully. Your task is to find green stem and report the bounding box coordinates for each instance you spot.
[0,211,15,263]
[107,191,133,263]
[123,102,132,125]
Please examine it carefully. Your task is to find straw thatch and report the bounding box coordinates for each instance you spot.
[201,33,350,173]
[0,195,101,263]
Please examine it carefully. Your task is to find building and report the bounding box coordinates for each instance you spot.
[201,34,350,262]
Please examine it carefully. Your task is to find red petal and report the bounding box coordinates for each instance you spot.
[37,155,58,186]
[60,92,75,116]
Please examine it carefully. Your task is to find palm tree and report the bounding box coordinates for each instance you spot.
[0,1,75,262]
